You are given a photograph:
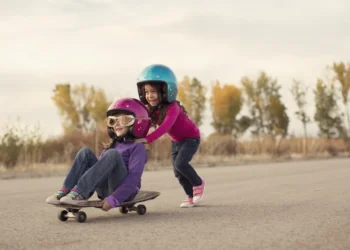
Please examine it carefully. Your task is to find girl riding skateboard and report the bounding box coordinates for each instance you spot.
[46,98,151,212]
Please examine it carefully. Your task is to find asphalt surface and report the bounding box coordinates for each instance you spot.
[1,158,350,250]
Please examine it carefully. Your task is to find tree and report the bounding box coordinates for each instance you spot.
[291,80,311,153]
[314,79,345,140]
[210,81,251,137]
[241,72,289,138]
[177,76,191,111]
[177,76,206,126]
[332,62,350,135]
[52,83,110,134]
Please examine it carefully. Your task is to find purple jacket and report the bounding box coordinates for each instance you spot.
[99,142,147,208]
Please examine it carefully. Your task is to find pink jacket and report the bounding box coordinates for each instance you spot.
[145,102,200,143]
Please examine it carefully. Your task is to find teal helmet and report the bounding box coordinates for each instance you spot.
[136,64,178,104]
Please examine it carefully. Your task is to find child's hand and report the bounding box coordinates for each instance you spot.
[135,138,147,144]
[100,199,112,212]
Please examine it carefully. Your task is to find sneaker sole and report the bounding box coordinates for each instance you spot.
[46,200,61,205]
[60,197,89,206]
[180,204,195,208]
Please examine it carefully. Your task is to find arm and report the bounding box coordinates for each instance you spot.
[145,103,180,144]
[105,143,147,208]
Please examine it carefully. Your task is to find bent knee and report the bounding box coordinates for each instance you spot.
[103,148,122,160]
[174,160,190,171]
[78,147,94,156]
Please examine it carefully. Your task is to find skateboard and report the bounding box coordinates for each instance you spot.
[52,190,160,223]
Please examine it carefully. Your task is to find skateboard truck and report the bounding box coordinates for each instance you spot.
[58,208,87,223]
[119,204,146,215]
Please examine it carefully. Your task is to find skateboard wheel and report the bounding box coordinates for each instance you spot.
[58,210,68,221]
[119,206,128,214]
[75,211,87,223]
[136,205,146,215]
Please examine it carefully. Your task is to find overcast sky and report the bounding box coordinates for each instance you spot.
[1,0,349,138]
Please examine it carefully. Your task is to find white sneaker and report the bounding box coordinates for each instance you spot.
[45,194,62,205]
[60,192,88,206]
[180,198,195,208]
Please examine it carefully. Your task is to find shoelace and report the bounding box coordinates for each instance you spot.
[193,187,203,196]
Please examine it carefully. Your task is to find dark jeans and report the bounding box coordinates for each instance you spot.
[62,147,128,199]
[171,138,202,198]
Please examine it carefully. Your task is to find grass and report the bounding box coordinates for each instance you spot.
[1,126,349,179]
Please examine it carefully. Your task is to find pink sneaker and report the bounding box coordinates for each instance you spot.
[193,179,206,203]
[180,198,194,208]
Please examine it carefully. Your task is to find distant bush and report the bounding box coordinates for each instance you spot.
[1,121,348,169]
[0,122,41,168]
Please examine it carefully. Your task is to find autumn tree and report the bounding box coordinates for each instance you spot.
[332,62,350,135]
[314,79,345,140]
[52,83,110,134]
[241,72,289,138]
[291,80,311,153]
[177,76,206,126]
[211,81,251,138]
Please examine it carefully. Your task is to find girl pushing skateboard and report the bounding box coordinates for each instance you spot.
[135,64,206,208]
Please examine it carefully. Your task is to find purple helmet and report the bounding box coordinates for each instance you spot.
[106,98,151,138]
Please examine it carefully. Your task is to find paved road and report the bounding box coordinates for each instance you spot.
[1,158,350,250]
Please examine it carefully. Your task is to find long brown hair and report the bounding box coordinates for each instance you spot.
[142,82,188,128]
[102,138,118,150]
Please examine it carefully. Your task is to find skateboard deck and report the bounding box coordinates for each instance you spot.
[52,190,160,223]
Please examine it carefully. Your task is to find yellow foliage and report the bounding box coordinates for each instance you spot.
[178,76,191,110]
[52,83,110,134]
[211,81,243,134]
[177,76,206,126]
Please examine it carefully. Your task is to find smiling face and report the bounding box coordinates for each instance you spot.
[113,122,129,137]
[144,83,160,107]
[107,113,134,137]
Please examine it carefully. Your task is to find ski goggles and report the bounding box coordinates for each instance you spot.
[107,115,135,127]
[106,115,151,127]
